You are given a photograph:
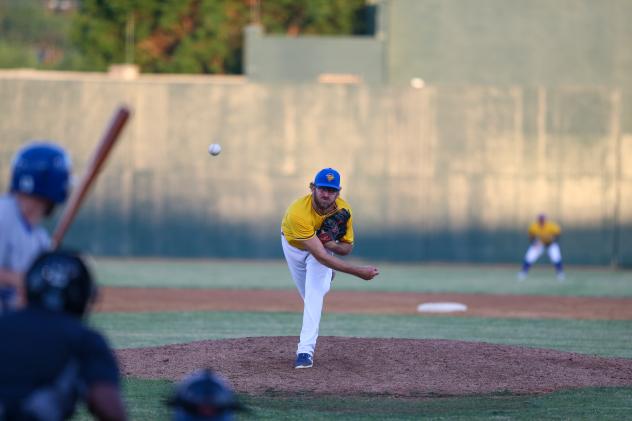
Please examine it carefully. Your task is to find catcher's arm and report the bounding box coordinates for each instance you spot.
[0,269,22,289]
[302,237,378,281]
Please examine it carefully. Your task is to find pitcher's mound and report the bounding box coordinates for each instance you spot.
[117,336,632,397]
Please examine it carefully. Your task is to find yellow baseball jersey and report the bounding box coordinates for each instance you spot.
[281,194,354,250]
[528,221,561,245]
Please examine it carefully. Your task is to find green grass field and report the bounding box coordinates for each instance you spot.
[76,381,632,421]
[73,259,632,420]
[91,311,632,358]
[92,257,632,296]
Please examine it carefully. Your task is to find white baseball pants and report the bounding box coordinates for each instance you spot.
[524,241,562,264]
[281,235,332,356]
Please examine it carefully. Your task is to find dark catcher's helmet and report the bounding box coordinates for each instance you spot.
[25,250,97,317]
[167,369,245,421]
[10,142,72,204]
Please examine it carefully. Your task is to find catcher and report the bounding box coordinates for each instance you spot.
[281,168,379,369]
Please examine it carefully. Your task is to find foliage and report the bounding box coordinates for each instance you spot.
[0,0,68,44]
[0,0,371,73]
[70,0,371,73]
[0,0,75,69]
[259,0,369,36]
[0,40,38,68]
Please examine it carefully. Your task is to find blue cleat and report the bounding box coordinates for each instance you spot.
[294,353,313,369]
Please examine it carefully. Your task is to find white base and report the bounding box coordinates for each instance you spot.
[417,302,468,313]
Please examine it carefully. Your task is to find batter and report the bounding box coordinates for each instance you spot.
[0,142,72,313]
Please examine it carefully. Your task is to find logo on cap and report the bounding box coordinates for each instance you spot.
[314,167,341,190]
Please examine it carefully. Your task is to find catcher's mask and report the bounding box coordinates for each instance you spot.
[25,250,97,318]
[167,369,245,421]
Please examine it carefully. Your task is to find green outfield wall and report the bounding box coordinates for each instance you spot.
[384,0,632,87]
[1,73,631,265]
[244,0,632,89]
[244,25,383,84]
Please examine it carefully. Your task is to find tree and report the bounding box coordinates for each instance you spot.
[71,0,370,74]
[0,0,75,69]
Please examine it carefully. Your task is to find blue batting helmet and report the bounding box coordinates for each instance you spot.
[10,142,72,204]
[167,369,245,421]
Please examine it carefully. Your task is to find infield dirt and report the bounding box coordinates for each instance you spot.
[97,287,632,320]
[117,336,632,396]
[106,287,632,397]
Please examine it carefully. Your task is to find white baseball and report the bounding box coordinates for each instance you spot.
[208,143,222,156]
[410,77,425,89]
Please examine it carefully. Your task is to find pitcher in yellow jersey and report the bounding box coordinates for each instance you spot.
[517,214,565,281]
[281,168,379,369]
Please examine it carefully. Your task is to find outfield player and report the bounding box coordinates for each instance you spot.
[0,142,71,313]
[0,250,127,420]
[517,213,565,281]
[281,168,379,369]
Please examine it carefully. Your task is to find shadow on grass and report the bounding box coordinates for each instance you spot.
[242,387,632,420]
[70,379,632,421]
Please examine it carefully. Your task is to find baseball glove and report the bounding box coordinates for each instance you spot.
[317,209,351,243]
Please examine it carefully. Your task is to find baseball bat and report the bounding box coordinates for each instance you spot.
[51,105,132,249]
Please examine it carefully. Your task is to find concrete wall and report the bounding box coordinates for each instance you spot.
[244,25,384,84]
[385,0,632,87]
[1,72,630,265]
[242,0,632,88]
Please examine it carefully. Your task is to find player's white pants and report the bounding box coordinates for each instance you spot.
[524,241,562,264]
[281,235,332,356]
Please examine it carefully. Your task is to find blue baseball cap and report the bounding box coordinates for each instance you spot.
[314,168,341,190]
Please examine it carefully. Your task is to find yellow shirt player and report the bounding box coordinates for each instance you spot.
[281,168,379,369]
[518,214,565,281]
[281,194,354,250]
[528,219,561,246]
